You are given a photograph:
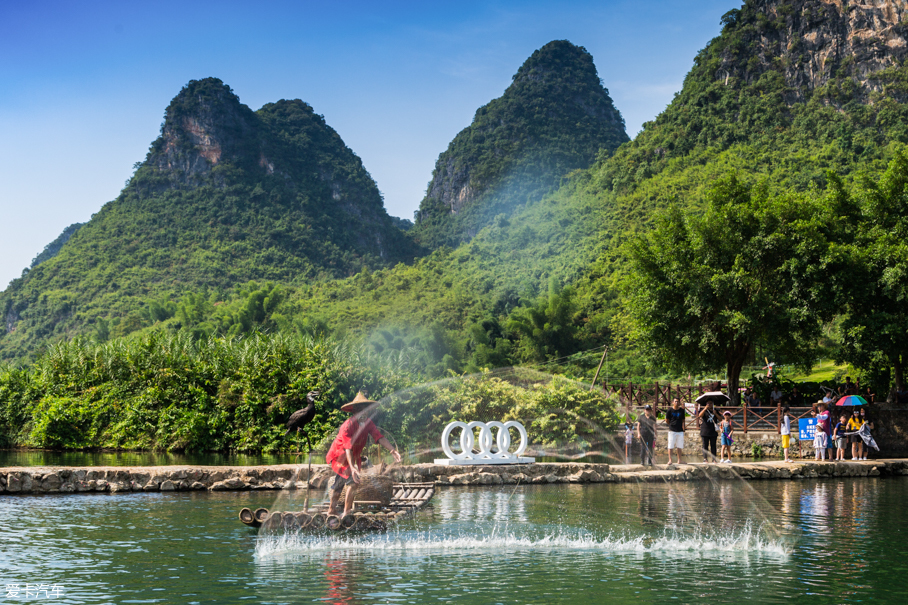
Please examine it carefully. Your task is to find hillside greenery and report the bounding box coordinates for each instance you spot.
[413,40,629,248]
[0,332,617,453]
[6,5,908,451]
[0,79,418,362]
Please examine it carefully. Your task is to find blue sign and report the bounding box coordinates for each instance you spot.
[798,418,817,441]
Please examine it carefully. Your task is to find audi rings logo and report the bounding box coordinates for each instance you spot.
[434,421,535,465]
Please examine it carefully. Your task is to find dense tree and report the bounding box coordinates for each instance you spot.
[838,151,908,392]
[507,280,582,363]
[622,173,833,402]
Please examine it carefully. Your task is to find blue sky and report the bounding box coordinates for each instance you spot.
[0,0,734,289]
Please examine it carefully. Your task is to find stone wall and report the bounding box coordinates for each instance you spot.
[3,459,908,495]
[0,465,330,495]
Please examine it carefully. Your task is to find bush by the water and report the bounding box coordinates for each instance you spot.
[377,369,620,455]
[0,332,410,452]
[0,334,619,454]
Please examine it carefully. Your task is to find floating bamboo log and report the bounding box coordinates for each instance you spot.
[238,482,436,533]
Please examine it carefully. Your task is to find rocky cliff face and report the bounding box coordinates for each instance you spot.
[413,40,629,248]
[147,79,264,184]
[720,0,908,102]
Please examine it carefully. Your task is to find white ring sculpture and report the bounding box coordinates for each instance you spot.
[434,420,535,465]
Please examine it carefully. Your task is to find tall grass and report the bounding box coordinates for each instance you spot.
[0,332,412,452]
[0,333,619,454]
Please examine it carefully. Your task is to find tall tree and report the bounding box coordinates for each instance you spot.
[838,151,908,393]
[622,173,832,403]
[507,280,581,363]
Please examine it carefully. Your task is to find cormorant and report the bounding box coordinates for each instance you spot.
[285,390,320,454]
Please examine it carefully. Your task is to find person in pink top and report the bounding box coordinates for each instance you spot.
[326,392,401,516]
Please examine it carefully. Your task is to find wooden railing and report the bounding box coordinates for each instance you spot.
[617,398,816,435]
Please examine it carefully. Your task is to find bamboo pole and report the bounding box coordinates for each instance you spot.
[589,347,608,392]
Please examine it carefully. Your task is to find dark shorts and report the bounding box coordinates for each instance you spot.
[331,473,355,492]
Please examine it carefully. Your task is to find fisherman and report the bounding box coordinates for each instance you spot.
[326,391,401,517]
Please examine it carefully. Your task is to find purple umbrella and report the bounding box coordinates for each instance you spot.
[835,395,867,406]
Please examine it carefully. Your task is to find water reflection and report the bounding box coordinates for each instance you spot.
[323,556,363,605]
[1,479,907,603]
[435,487,527,524]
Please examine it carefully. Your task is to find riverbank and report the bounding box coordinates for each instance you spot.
[3,459,908,494]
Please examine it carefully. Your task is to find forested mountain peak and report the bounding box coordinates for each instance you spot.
[594,0,908,197]
[412,40,629,248]
[510,40,624,127]
[0,78,417,362]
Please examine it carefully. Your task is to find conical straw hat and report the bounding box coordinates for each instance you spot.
[341,391,378,413]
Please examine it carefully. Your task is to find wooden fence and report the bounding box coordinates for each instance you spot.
[603,381,819,434]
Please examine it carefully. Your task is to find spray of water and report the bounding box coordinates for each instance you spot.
[254,522,788,561]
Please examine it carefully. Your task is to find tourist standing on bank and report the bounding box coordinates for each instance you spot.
[666,398,687,464]
[719,411,734,463]
[847,408,864,460]
[833,414,848,461]
[624,422,634,461]
[698,400,720,462]
[860,407,873,460]
[781,405,793,462]
[636,404,657,466]
[812,401,830,460]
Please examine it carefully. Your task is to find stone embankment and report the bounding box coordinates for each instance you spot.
[2,460,908,495]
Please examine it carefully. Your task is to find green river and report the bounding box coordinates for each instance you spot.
[2,476,907,603]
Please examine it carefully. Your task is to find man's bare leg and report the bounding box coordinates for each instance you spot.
[343,487,356,516]
[328,488,342,515]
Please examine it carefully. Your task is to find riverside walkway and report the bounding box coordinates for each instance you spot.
[3,459,908,494]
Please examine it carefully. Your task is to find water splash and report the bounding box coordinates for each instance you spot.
[254,522,788,561]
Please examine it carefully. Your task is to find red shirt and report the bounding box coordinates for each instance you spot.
[325,416,383,478]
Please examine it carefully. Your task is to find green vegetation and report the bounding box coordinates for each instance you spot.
[28,223,83,270]
[787,360,849,383]
[382,370,619,454]
[0,78,418,362]
[413,40,629,248]
[834,152,908,391]
[0,332,409,452]
[0,333,616,453]
[6,5,908,452]
[621,173,838,403]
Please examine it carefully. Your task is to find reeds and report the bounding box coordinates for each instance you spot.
[0,331,412,452]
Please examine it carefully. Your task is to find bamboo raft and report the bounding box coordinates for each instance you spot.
[238,482,436,533]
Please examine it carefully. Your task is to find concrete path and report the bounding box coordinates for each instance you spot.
[2,459,907,495]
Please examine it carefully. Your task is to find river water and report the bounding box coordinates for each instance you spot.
[2,477,907,603]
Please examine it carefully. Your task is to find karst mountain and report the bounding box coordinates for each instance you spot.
[0,78,418,359]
